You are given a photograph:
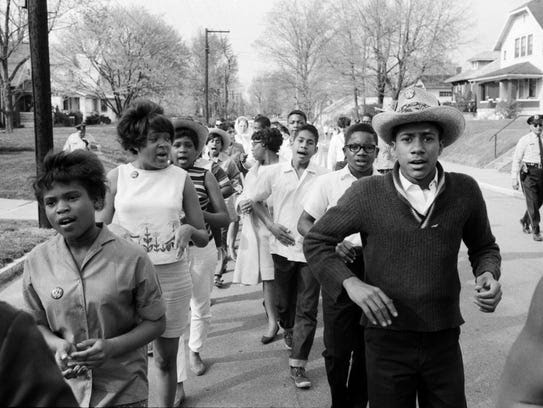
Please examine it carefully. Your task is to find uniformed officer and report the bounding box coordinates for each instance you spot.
[512,114,543,241]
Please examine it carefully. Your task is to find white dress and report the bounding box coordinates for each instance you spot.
[114,163,191,338]
[233,163,275,285]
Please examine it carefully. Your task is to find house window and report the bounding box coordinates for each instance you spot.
[517,78,537,99]
[528,34,533,55]
[515,38,520,57]
[521,36,527,56]
[439,91,452,97]
[515,34,534,58]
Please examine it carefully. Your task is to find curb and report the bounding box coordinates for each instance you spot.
[0,255,26,290]
[478,182,524,199]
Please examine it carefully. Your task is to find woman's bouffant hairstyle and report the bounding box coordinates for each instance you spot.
[117,99,174,153]
[251,128,283,153]
[33,150,107,209]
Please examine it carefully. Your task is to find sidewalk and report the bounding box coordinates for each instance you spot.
[0,198,37,220]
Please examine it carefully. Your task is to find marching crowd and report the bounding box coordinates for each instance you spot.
[3,85,543,408]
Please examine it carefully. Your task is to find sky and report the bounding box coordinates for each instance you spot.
[115,0,529,91]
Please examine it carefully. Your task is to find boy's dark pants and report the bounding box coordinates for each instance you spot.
[521,167,543,232]
[272,254,320,364]
[321,255,367,408]
[365,327,466,408]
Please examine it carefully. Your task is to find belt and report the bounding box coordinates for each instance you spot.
[525,162,542,168]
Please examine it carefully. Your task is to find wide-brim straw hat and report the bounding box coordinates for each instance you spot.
[208,128,231,152]
[172,118,209,155]
[372,86,465,147]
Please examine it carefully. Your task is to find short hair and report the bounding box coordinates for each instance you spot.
[33,150,107,208]
[296,124,319,143]
[287,110,307,122]
[271,121,289,135]
[206,133,223,145]
[174,127,200,150]
[254,115,271,129]
[117,99,174,153]
[337,116,351,129]
[344,123,378,145]
[251,128,284,153]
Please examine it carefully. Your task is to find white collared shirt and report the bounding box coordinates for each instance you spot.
[398,170,438,215]
[303,166,363,246]
[511,131,543,179]
[250,160,329,262]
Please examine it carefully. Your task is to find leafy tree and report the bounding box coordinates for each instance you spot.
[52,4,190,118]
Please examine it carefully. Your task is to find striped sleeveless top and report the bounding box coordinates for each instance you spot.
[187,166,213,240]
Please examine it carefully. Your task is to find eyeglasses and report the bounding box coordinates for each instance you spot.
[532,123,543,128]
[345,143,377,153]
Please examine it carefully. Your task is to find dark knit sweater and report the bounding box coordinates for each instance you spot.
[303,164,501,332]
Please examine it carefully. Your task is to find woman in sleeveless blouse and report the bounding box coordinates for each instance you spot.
[234,128,284,344]
[98,101,208,407]
[170,119,230,393]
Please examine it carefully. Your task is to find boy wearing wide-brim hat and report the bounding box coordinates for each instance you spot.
[304,86,502,407]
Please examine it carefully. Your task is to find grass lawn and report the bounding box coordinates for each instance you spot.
[0,219,56,269]
[0,125,128,200]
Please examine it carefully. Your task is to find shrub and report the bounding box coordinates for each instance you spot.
[495,100,519,119]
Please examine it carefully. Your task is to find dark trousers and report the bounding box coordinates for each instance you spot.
[272,254,320,364]
[521,167,543,233]
[322,288,366,408]
[365,327,466,408]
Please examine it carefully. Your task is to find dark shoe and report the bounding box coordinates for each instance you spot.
[534,233,543,241]
[284,331,293,350]
[189,351,206,376]
[214,275,225,288]
[290,366,311,389]
[261,325,279,344]
[521,219,531,234]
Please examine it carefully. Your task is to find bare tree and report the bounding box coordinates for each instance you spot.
[0,0,73,132]
[257,0,334,121]
[52,4,190,117]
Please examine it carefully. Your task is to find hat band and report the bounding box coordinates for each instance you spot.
[398,102,431,113]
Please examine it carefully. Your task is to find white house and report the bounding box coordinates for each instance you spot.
[472,0,543,116]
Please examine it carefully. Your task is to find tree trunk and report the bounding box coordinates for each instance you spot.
[3,83,13,133]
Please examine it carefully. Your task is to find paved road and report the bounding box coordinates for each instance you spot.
[1,176,542,407]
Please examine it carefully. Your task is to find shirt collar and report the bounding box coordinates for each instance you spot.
[338,165,357,181]
[281,160,318,174]
[398,167,438,192]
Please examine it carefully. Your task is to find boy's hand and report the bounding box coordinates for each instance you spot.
[70,338,114,368]
[343,277,397,327]
[335,241,359,264]
[474,272,502,312]
[269,223,295,246]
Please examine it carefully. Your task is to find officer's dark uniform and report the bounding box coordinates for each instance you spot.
[512,114,543,241]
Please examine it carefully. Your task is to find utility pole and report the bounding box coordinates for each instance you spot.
[204,28,229,126]
[27,0,54,228]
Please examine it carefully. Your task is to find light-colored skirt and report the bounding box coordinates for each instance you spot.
[155,258,192,338]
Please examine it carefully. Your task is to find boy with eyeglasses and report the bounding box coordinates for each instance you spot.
[298,123,378,408]
[512,114,543,241]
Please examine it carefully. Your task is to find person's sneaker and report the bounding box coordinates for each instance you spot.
[290,366,311,389]
[284,331,293,350]
[533,232,543,241]
[521,219,531,234]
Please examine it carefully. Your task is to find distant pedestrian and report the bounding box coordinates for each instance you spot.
[0,301,78,407]
[304,86,502,407]
[248,122,328,389]
[62,123,99,153]
[327,116,351,170]
[512,114,543,241]
[24,149,166,407]
[298,123,379,408]
[97,100,208,407]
